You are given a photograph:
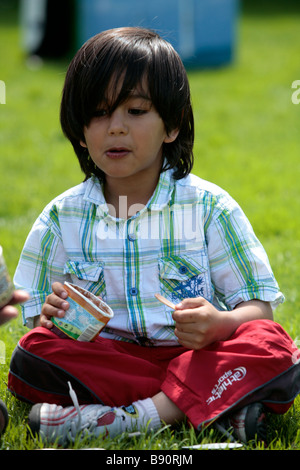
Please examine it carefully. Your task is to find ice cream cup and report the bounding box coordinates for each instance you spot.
[51,282,114,342]
[0,246,14,308]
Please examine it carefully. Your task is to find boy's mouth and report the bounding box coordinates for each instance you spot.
[106,147,130,159]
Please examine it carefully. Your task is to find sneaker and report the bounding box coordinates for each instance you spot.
[0,399,8,435]
[216,403,267,443]
[28,402,127,444]
[28,382,140,445]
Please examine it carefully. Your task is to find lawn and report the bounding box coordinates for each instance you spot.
[0,0,299,450]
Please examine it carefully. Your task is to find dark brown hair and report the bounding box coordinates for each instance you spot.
[60,27,194,180]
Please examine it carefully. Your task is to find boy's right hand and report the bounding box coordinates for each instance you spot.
[40,282,69,329]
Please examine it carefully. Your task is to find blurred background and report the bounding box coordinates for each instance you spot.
[0,0,300,336]
[18,0,238,67]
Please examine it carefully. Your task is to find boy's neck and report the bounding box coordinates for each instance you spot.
[103,172,160,219]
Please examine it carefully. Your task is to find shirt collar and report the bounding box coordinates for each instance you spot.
[147,168,175,211]
[83,168,175,218]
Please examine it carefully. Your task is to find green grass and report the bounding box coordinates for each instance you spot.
[0,0,300,450]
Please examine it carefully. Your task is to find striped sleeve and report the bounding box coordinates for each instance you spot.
[14,206,69,327]
[206,192,284,310]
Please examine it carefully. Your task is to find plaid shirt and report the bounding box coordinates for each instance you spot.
[14,169,284,345]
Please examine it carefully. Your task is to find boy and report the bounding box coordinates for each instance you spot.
[8,27,300,445]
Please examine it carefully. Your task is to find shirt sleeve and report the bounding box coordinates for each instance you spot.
[13,206,69,328]
[205,191,284,311]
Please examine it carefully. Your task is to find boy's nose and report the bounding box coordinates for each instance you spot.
[108,110,128,135]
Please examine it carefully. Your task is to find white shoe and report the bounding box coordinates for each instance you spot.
[28,382,134,444]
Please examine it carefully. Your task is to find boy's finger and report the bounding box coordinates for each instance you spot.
[40,313,54,329]
[40,304,66,328]
[172,308,202,323]
[52,282,68,299]
[46,292,69,310]
[174,297,206,310]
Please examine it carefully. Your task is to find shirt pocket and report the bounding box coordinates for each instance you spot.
[158,253,212,306]
[64,260,107,299]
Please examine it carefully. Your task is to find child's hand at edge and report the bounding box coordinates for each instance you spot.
[40,282,69,329]
[0,290,30,326]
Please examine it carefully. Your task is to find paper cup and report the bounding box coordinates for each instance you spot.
[0,246,14,308]
[51,282,114,342]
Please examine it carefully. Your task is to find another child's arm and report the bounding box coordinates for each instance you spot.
[35,282,69,328]
[172,297,273,350]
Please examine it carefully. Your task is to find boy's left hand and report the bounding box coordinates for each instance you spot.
[172,297,234,350]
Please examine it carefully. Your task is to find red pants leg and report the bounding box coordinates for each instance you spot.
[161,319,300,428]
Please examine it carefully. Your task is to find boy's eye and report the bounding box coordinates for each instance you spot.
[128,108,147,116]
[93,109,107,118]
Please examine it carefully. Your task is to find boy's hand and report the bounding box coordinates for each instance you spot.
[40,282,69,329]
[173,297,273,350]
[172,297,233,350]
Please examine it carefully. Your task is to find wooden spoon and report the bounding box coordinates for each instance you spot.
[155,293,176,309]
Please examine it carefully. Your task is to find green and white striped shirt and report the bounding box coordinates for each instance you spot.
[14,169,284,345]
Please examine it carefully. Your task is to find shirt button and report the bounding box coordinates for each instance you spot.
[129,287,138,296]
[127,233,136,241]
[179,265,188,274]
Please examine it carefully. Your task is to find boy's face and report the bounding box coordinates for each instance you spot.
[80,82,178,189]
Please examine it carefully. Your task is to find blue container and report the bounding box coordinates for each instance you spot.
[76,0,239,68]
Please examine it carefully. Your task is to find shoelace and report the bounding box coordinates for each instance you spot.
[67,381,98,440]
[67,382,107,441]
[68,381,82,434]
[67,381,86,441]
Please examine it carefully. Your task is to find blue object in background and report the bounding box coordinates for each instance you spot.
[76,0,239,68]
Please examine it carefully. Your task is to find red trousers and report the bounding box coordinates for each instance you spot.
[8,319,300,429]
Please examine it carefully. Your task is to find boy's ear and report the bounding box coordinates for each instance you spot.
[164,128,179,144]
[80,139,87,148]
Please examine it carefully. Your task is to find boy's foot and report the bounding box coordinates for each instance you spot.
[216,402,267,443]
[29,382,161,445]
[28,402,132,444]
[0,399,9,435]
[28,383,161,445]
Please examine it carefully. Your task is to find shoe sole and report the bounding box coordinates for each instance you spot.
[0,399,8,435]
[28,403,42,436]
[245,402,267,442]
[216,402,268,444]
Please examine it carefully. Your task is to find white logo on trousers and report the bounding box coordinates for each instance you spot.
[206,367,247,405]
